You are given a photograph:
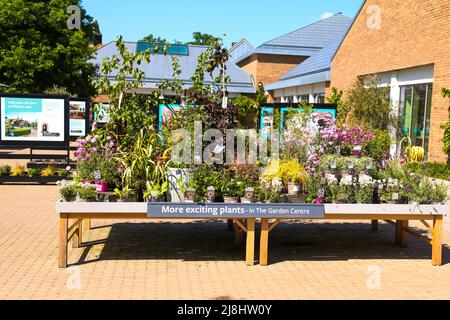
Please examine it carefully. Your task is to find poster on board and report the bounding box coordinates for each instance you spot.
[0,94,68,145]
[259,104,337,140]
[69,100,88,137]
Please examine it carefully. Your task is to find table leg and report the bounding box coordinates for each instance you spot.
[432,216,443,266]
[395,220,409,247]
[246,218,255,266]
[234,220,244,246]
[71,225,81,248]
[371,220,378,231]
[59,214,68,268]
[260,218,269,266]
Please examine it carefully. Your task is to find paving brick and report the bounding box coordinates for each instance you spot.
[0,184,449,299]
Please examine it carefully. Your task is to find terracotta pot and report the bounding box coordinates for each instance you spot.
[223,196,239,203]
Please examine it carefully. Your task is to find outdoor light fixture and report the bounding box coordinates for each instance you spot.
[158,92,165,100]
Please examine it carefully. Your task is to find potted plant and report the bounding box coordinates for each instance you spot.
[241,187,255,203]
[76,183,97,202]
[41,165,56,177]
[282,159,307,196]
[429,182,448,205]
[144,180,168,202]
[114,185,136,202]
[338,175,354,203]
[378,178,406,204]
[0,165,11,176]
[222,178,244,203]
[57,180,76,202]
[27,168,40,178]
[326,176,340,204]
[355,175,375,204]
[10,165,25,177]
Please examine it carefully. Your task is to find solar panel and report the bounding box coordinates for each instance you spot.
[136,42,189,55]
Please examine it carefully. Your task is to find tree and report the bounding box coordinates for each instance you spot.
[346,76,395,131]
[327,87,349,123]
[188,32,221,46]
[140,34,168,44]
[0,0,98,96]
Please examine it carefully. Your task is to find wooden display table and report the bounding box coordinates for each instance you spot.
[56,201,256,268]
[56,202,447,268]
[259,204,447,266]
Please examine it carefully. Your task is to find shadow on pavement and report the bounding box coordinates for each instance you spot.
[74,220,450,266]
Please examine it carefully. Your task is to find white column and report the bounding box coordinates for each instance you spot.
[390,71,400,157]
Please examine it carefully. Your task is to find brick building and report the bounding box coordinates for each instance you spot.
[330,0,450,162]
[234,13,352,102]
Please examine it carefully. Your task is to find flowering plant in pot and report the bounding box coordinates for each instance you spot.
[76,183,98,202]
[355,175,375,204]
[429,181,448,205]
[338,175,354,203]
[221,176,245,203]
[325,175,340,204]
[75,135,121,191]
[280,159,307,196]
[57,180,76,202]
[377,178,403,204]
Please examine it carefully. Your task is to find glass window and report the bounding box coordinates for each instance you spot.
[298,95,309,103]
[399,84,433,155]
[314,93,325,104]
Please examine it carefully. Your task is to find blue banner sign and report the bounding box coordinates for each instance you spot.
[147,203,325,219]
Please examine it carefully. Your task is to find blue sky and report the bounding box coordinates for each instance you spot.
[83,0,364,47]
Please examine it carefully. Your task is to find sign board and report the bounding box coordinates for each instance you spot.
[0,93,69,147]
[147,203,325,219]
[259,103,337,139]
[69,99,90,138]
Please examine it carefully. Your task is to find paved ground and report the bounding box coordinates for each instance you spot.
[0,184,450,300]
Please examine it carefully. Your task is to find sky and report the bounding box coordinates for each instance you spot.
[83,0,364,47]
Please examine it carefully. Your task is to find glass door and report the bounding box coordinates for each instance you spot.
[399,84,433,155]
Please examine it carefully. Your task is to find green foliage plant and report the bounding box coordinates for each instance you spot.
[346,76,396,131]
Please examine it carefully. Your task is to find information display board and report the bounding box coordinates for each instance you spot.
[69,99,90,138]
[0,93,69,147]
[259,103,337,139]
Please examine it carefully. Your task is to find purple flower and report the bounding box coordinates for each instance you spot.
[66,166,71,172]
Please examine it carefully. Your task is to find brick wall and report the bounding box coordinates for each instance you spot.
[238,54,306,88]
[330,0,450,162]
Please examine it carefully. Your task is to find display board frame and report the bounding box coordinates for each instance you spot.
[258,103,338,139]
[0,93,70,147]
[69,97,91,140]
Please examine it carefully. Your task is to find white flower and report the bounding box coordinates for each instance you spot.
[340,175,353,186]
[271,178,283,188]
[358,175,374,187]
[327,175,338,184]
